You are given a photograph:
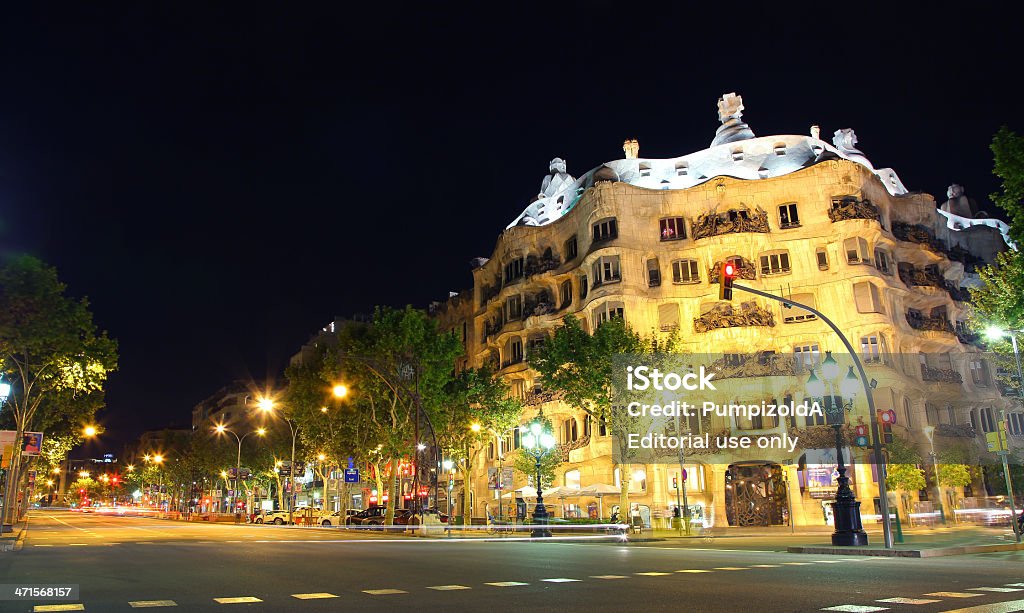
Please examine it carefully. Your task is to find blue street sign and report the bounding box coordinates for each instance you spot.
[344,468,359,483]
[347,456,354,469]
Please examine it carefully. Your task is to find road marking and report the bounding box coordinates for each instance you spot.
[924,592,983,598]
[542,578,581,583]
[291,593,339,599]
[971,588,1024,593]
[33,544,54,547]
[814,560,846,563]
[129,600,179,608]
[782,562,813,565]
[1008,584,1024,588]
[427,585,472,591]
[363,589,407,595]
[821,606,890,612]
[750,564,781,568]
[935,600,1024,613]
[713,567,749,571]
[676,569,713,573]
[33,606,85,612]
[635,572,672,576]
[485,582,529,586]
[68,543,89,546]
[590,575,628,580]
[876,598,940,605]
[213,597,262,604]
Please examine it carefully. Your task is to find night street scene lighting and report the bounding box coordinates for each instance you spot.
[2,5,1023,612]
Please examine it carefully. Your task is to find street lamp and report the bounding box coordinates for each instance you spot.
[332,384,348,399]
[83,425,98,438]
[0,376,11,405]
[806,352,869,546]
[983,326,1023,543]
[214,424,266,515]
[520,415,556,537]
[258,397,300,525]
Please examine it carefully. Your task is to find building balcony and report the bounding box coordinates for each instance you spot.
[906,312,955,335]
[708,259,756,283]
[893,221,947,254]
[828,199,880,223]
[921,365,963,385]
[935,423,977,439]
[557,434,591,462]
[692,207,770,240]
[524,388,560,406]
[694,302,775,333]
[898,264,944,289]
[525,252,561,278]
[710,352,797,378]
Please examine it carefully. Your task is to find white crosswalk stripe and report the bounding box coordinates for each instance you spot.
[485,582,529,586]
[676,569,713,573]
[935,599,1024,613]
[426,585,472,591]
[590,575,629,579]
[212,596,262,604]
[876,598,940,605]
[635,571,672,576]
[33,606,85,612]
[363,589,407,595]
[821,606,889,612]
[542,578,580,583]
[924,592,983,598]
[291,593,338,599]
[129,601,178,608]
[969,588,1024,593]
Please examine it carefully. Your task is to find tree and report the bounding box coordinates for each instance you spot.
[0,256,118,524]
[530,315,653,517]
[884,435,925,514]
[436,367,523,521]
[990,126,1024,246]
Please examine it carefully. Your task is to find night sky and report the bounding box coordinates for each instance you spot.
[0,5,1019,451]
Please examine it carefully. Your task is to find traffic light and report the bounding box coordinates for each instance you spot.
[719,262,736,300]
[853,425,869,447]
[876,409,897,426]
[672,476,678,490]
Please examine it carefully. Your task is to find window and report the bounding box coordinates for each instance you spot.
[658,303,679,332]
[844,237,871,265]
[559,280,573,309]
[592,255,621,286]
[599,415,608,436]
[816,247,829,270]
[506,295,523,321]
[504,337,523,366]
[592,218,618,243]
[903,397,913,429]
[783,293,817,323]
[853,282,884,314]
[527,335,546,355]
[736,407,779,430]
[562,419,578,443]
[970,359,990,386]
[504,258,524,283]
[564,469,581,489]
[593,301,625,328]
[759,251,791,276]
[647,258,661,287]
[794,343,820,370]
[980,407,996,433]
[508,379,526,400]
[579,275,588,300]
[779,203,800,228]
[1009,413,1024,436]
[660,217,687,241]
[672,259,700,284]
[861,335,881,363]
[564,236,578,261]
[874,248,892,274]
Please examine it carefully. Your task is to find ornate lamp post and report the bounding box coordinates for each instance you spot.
[214,424,266,515]
[806,351,869,546]
[520,415,556,538]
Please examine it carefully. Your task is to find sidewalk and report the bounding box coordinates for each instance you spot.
[0,516,29,552]
[637,525,1023,557]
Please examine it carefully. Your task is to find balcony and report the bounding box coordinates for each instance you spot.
[828,198,880,223]
[710,352,797,378]
[557,434,591,462]
[479,284,500,308]
[524,291,556,317]
[921,365,963,385]
[525,251,561,278]
[935,423,977,439]
[524,388,560,406]
[906,312,955,335]
[708,259,757,283]
[694,302,775,333]
[692,207,770,240]
[898,264,944,289]
[893,222,947,253]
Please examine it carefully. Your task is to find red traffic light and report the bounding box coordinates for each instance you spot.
[854,425,868,437]
[724,263,735,276]
[719,262,736,300]
[877,409,897,425]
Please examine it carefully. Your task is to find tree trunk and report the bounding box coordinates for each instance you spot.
[384,463,398,526]
[618,461,630,522]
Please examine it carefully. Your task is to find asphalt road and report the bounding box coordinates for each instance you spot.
[2,511,1023,612]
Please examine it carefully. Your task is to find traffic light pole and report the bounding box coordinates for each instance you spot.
[731,282,894,549]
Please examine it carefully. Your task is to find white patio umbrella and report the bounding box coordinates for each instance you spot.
[579,483,620,519]
[542,487,582,518]
[501,485,537,499]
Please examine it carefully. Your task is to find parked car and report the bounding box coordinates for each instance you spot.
[254,510,291,525]
[345,506,413,528]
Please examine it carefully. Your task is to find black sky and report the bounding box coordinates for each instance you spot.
[0,4,1020,451]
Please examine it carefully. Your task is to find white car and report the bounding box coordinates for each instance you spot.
[254,510,291,525]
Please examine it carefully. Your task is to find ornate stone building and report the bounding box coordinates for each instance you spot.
[433,93,1019,529]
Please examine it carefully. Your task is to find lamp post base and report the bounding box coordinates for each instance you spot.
[831,499,869,546]
[531,503,551,538]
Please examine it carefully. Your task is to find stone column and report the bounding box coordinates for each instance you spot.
[709,464,729,528]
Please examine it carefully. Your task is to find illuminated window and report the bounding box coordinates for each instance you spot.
[659,217,687,241]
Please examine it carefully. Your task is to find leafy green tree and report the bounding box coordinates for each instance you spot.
[990,126,1024,245]
[0,256,118,522]
[530,315,657,516]
[885,435,925,513]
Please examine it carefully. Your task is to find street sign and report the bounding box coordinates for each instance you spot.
[682,468,687,481]
[487,467,513,490]
[987,429,1009,454]
[344,468,359,483]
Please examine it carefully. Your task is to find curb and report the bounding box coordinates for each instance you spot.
[787,541,1024,558]
[0,516,29,553]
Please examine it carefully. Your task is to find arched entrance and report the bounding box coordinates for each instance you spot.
[725,462,788,527]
